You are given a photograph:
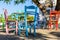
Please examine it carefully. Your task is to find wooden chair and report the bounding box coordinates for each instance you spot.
[4,9,18,34]
[48,10,59,30]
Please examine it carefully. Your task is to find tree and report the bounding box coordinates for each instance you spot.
[33,0,60,13]
[0,0,25,4]
[32,0,59,12]
[0,0,59,13]
[55,0,60,11]
[32,0,53,12]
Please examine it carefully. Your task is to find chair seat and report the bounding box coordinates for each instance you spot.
[8,20,16,22]
[50,10,58,14]
[18,28,26,30]
[8,28,16,31]
[50,20,58,22]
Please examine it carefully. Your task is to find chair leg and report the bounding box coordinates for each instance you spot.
[16,21,18,35]
[48,23,51,30]
[56,21,58,30]
[6,24,8,34]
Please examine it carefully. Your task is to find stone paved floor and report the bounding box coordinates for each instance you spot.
[0,29,60,40]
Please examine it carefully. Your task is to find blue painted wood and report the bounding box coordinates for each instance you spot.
[24,6,37,37]
[26,11,36,15]
[15,13,25,36]
[34,7,37,37]
[17,5,37,37]
[15,14,19,20]
[25,6,28,37]
[26,6,36,9]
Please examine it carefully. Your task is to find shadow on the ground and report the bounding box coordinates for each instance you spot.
[50,32,60,37]
[0,32,49,40]
[27,33,50,40]
[0,35,24,40]
[0,30,60,40]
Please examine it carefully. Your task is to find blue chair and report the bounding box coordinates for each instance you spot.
[15,13,25,36]
[24,5,37,37]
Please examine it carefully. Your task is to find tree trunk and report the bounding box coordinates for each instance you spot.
[55,0,60,11]
[32,0,45,13]
[32,0,53,13]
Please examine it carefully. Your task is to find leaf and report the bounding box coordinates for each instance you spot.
[14,0,25,5]
[0,0,3,1]
[4,0,11,4]
[20,0,25,3]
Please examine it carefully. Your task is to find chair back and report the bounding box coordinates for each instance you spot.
[4,9,8,21]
